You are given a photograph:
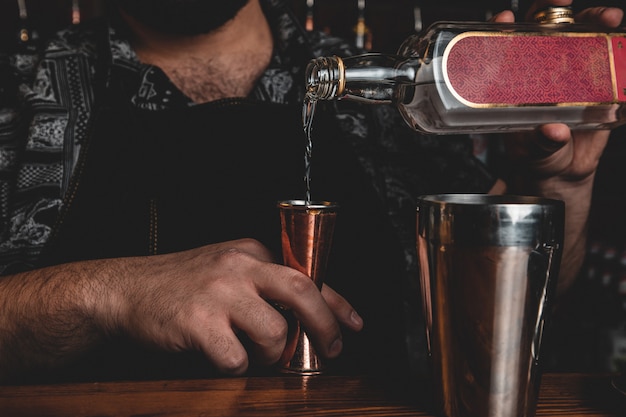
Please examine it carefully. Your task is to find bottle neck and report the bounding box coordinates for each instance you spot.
[306,56,345,100]
[305,54,418,102]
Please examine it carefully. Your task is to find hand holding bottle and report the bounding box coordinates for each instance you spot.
[305,1,624,293]
[492,0,622,182]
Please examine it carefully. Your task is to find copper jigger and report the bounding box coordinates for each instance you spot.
[277,199,338,375]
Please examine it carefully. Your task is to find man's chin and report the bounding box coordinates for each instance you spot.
[112,0,251,35]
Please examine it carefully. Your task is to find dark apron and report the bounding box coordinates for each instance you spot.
[35,61,407,382]
[38,80,306,264]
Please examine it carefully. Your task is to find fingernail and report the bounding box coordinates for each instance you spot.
[350,310,363,327]
[329,338,343,356]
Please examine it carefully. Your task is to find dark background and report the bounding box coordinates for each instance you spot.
[1,0,626,373]
[2,0,624,53]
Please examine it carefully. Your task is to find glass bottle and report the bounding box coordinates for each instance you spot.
[305,7,626,134]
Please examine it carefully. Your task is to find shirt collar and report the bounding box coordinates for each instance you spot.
[103,0,314,108]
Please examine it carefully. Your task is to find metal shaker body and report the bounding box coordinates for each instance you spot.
[416,194,564,417]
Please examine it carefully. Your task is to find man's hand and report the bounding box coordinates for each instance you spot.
[489,0,622,185]
[105,239,363,375]
[0,238,363,381]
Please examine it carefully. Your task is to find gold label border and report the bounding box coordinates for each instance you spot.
[442,31,619,109]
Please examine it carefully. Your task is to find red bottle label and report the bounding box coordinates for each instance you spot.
[444,32,622,107]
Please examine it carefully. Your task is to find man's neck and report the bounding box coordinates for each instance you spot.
[121,0,273,103]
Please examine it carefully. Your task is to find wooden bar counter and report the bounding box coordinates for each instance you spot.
[0,372,624,416]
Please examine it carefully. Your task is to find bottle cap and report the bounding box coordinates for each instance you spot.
[533,6,575,24]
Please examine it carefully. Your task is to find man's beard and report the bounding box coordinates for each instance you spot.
[111,0,251,35]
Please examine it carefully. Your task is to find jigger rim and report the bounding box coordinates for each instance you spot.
[277,200,339,210]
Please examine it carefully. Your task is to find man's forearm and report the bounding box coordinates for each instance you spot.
[493,169,595,296]
[518,174,596,295]
[0,260,110,383]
